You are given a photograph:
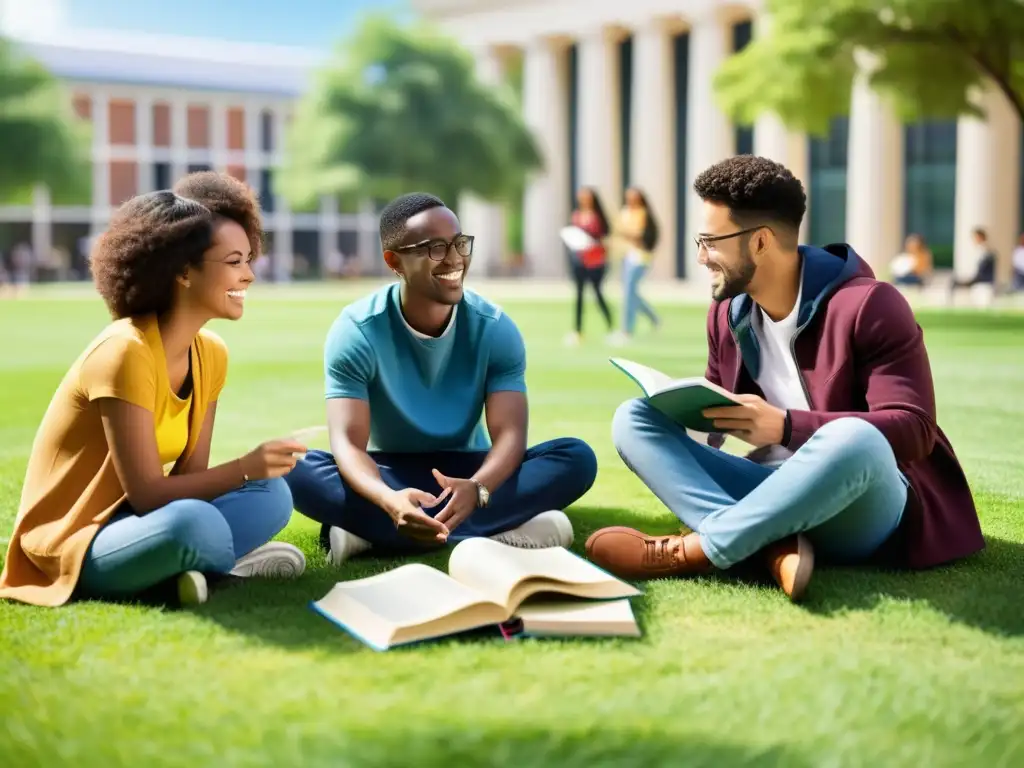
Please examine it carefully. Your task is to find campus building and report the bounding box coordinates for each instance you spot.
[415,0,1024,286]
[0,31,381,281]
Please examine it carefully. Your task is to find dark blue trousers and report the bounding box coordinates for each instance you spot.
[285,437,598,553]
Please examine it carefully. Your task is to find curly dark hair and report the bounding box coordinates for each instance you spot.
[173,171,263,258]
[693,155,806,242]
[379,192,446,251]
[90,190,215,319]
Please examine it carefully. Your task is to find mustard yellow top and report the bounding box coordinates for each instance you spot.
[617,206,652,265]
[0,315,228,607]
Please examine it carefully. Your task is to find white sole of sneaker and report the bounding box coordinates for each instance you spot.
[177,570,208,606]
[230,542,306,578]
[328,527,372,566]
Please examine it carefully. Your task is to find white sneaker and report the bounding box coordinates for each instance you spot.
[230,541,306,578]
[606,331,628,347]
[490,510,574,549]
[328,527,372,566]
[563,331,581,347]
[176,570,208,606]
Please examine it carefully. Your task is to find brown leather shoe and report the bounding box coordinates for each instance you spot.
[585,526,714,580]
[764,534,814,602]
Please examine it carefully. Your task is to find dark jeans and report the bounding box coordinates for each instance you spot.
[572,262,613,333]
[285,438,598,553]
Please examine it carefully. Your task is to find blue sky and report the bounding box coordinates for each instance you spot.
[1,0,410,49]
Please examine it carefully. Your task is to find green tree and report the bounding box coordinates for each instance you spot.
[277,14,542,212]
[0,37,91,202]
[714,0,1024,134]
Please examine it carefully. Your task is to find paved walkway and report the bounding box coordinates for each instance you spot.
[9,276,1024,311]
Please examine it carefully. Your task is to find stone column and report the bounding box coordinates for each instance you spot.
[685,11,734,282]
[629,19,676,280]
[522,37,570,278]
[458,46,508,277]
[845,55,904,274]
[577,26,621,213]
[31,185,52,276]
[90,90,110,232]
[136,96,154,193]
[953,83,1022,284]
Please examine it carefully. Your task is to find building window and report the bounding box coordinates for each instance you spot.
[109,161,138,205]
[227,107,245,151]
[732,21,754,156]
[808,116,849,246]
[72,94,92,121]
[108,100,136,146]
[260,110,274,152]
[153,103,171,147]
[904,120,957,268]
[153,162,171,191]
[260,169,275,212]
[187,163,212,175]
[187,105,210,148]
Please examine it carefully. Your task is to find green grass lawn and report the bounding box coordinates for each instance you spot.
[1,283,1023,767]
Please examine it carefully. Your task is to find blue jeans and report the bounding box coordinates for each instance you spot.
[285,438,598,552]
[612,399,906,568]
[622,252,659,335]
[77,478,294,599]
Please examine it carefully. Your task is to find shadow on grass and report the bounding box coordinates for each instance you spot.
[312,728,811,768]
[196,505,1023,651]
[575,506,1024,639]
[802,536,1024,638]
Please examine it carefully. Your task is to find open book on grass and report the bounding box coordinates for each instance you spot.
[311,538,642,650]
[610,357,742,433]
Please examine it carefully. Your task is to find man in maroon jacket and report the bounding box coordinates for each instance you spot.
[585,155,984,601]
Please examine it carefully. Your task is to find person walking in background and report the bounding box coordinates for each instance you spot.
[890,233,933,287]
[564,186,614,346]
[1012,233,1024,292]
[948,227,997,304]
[611,187,660,345]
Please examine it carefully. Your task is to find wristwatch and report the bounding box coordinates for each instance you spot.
[472,479,490,508]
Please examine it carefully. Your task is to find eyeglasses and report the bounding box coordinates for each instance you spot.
[394,235,474,261]
[693,225,771,252]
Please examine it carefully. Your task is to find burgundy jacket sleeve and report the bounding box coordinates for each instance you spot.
[784,283,938,464]
[704,302,727,449]
[704,302,723,386]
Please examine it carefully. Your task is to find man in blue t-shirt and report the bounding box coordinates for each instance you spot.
[285,192,598,564]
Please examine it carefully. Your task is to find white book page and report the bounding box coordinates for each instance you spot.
[320,563,501,630]
[448,538,638,609]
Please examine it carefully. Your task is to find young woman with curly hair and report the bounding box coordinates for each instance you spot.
[0,172,307,608]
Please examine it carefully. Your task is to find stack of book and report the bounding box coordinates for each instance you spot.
[311,537,644,651]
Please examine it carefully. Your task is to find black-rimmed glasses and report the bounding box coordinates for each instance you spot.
[693,225,771,252]
[394,235,475,261]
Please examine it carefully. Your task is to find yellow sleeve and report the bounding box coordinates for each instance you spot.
[196,328,229,402]
[78,335,157,411]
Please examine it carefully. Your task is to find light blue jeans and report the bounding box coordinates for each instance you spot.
[612,399,907,568]
[622,252,659,334]
[77,478,294,599]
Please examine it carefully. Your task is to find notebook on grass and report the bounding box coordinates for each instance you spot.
[311,538,642,650]
[609,357,742,432]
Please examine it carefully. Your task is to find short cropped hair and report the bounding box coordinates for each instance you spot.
[173,171,263,257]
[379,192,446,251]
[693,155,807,238]
[90,190,213,319]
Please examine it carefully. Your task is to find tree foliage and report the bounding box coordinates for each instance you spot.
[714,0,1024,135]
[0,37,91,201]
[278,14,542,210]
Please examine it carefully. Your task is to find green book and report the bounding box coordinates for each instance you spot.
[609,357,741,433]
